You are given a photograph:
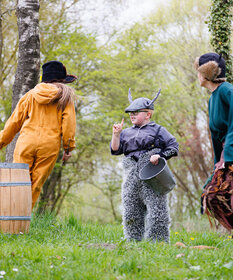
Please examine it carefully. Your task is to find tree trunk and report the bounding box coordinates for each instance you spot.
[6,0,40,162]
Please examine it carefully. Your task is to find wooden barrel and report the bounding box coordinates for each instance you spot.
[0,163,32,234]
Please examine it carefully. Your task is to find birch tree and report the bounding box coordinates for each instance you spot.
[6,0,40,162]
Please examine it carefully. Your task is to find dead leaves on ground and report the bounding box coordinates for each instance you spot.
[175,242,218,250]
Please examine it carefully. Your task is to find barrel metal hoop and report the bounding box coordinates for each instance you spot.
[0,182,31,187]
[0,163,29,169]
[0,216,31,221]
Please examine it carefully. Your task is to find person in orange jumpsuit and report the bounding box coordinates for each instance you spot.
[0,61,77,208]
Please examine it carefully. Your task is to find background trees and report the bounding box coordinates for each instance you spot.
[74,0,213,221]
[0,0,18,142]
[1,0,229,222]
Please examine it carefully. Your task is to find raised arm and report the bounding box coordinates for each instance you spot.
[111,118,124,151]
[0,92,30,149]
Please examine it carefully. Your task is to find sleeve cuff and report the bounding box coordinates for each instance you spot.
[159,149,178,160]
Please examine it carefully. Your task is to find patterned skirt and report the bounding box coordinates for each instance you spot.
[202,164,233,230]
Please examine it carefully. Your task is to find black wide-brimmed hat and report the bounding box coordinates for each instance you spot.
[42,61,77,83]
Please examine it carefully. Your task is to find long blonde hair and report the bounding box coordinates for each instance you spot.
[49,83,75,111]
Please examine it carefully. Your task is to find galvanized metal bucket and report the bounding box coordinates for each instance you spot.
[139,157,176,195]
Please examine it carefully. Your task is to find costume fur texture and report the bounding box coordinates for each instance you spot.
[122,148,170,242]
[194,57,226,83]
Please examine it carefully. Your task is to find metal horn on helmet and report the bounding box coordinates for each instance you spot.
[128,88,133,104]
[148,88,161,106]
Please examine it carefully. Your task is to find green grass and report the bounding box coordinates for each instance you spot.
[0,214,233,280]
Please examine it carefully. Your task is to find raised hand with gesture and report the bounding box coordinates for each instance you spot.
[113,118,124,136]
[111,118,124,151]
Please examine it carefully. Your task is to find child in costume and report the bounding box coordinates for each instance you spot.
[0,61,77,209]
[111,89,179,242]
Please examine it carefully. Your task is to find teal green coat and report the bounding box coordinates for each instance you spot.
[209,82,233,164]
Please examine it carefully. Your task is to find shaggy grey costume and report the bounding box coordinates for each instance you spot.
[111,88,177,242]
[122,148,170,242]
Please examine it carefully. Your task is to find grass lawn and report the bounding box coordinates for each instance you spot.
[0,214,232,279]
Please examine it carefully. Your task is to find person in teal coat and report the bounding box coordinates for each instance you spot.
[194,52,233,167]
[194,52,233,230]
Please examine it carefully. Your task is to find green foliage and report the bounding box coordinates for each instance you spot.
[37,0,214,219]
[208,0,233,82]
[0,214,233,279]
[0,0,18,161]
[84,0,213,219]
[0,0,223,221]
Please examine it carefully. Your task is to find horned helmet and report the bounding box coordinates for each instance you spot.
[125,88,161,113]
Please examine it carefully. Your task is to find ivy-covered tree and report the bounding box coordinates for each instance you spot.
[208,0,233,82]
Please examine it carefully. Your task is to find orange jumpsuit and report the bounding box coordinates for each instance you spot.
[0,83,76,208]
